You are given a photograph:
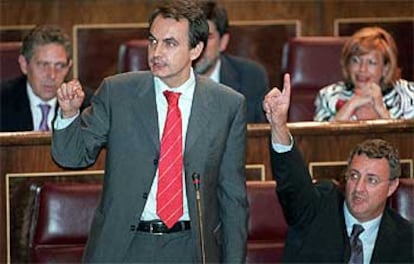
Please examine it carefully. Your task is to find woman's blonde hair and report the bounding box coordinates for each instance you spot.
[341,27,400,91]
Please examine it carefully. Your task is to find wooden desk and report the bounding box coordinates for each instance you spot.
[248,119,413,182]
[1,119,413,262]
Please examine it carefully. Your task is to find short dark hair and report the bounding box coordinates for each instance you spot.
[148,0,209,49]
[200,0,229,37]
[21,25,72,61]
[347,139,401,180]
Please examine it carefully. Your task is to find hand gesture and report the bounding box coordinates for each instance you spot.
[263,73,291,145]
[57,79,85,118]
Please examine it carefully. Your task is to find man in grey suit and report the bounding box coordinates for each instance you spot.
[194,0,269,123]
[263,74,413,263]
[51,0,248,262]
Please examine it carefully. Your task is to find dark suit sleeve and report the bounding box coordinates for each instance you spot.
[270,144,321,226]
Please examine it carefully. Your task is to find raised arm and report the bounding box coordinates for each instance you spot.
[263,73,291,145]
[57,79,85,118]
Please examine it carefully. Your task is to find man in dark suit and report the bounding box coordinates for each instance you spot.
[263,73,413,263]
[194,0,268,123]
[0,25,73,132]
[51,0,248,263]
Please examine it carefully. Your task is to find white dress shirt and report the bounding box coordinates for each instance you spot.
[27,83,56,131]
[54,70,196,222]
[344,203,382,264]
[140,70,195,221]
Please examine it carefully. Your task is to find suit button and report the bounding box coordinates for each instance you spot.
[142,192,148,199]
[130,225,136,231]
[153,159,158,165]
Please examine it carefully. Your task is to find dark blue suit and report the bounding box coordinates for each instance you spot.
[1,76,35,132]
[220,54,269,123]
[1,76,92,132]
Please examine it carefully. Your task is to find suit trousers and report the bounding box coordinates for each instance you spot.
[123,229,194,263]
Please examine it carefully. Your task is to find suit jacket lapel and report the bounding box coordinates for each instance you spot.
[371,209,397,262]
[131,75,160,150]
[185,76,212,154]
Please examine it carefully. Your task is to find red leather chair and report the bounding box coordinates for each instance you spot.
[281,37,349,122]
[0,41,22,83]
[29,182,102,263]
[389,178,414,222]
[246,181,287,263]
[118,39,149,73]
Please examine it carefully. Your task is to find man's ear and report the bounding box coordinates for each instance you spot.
[219,33,230,52]
[18,55,28,75]
[387,178,399,197]
[190,42,204,61]
[67,59,73,69]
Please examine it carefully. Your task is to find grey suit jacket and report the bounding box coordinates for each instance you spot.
[51,71,249,263]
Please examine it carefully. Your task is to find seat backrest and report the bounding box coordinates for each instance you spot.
[29,182,102,263]
[389,178,414,222]
[0,41,22,83]
[246,181,287,263]
[281,36,348,122]
[118,39,149,73]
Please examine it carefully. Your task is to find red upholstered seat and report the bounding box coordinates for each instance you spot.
[281,37,348,122]
[389,178,414,222]
[118,39,149,73]
[0,41,22,83]
[29,182,102,263]
[246,181,287,263]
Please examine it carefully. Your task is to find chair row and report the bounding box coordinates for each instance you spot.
[1,18,413,122]
[25,178,414,263]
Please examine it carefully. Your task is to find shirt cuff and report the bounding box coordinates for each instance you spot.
[53,108,79,130]
[271,134,294,153]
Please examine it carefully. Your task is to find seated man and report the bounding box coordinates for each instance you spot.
[0,25,90,132]
[194,0,269,123]
[263,73,413,263]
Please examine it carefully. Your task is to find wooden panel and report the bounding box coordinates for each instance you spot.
[73,21,300,90]
[1,119,414,262]
[0,25,35,42]
[334,17,414,81]
[227,20,300,87]
[73,23,149,90]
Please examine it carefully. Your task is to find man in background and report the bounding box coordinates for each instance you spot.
[0,25,90,132]
[195,0,269,123]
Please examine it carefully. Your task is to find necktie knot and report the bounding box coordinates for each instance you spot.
[38,104,51,131]
[351,224,364,238]
[163,91,181,106]
[349,224,364,264]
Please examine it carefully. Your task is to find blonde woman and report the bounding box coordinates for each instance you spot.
[314,27,414,121]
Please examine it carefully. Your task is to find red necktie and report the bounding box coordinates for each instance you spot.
[157,91,183,228]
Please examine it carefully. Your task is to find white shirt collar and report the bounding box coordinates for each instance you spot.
[209,59,221,83]
[26,81,57,108]
[154,68,196,98]
[343,202,382,235]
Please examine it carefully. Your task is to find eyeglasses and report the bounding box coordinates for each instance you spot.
[345,171,391,187]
